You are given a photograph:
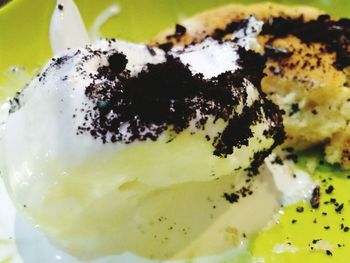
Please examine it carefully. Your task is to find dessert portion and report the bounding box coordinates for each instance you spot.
[50,0,90,54]
[154,2,350,169]
[1,15,285,259]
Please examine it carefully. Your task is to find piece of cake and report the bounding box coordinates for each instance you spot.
[154,2,350,168]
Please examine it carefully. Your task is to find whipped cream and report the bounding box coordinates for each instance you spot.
[266,153,316,206]
[171,38,241,79]
[50,0,90,54]
[232,16,263,51]
[1,4,289,261]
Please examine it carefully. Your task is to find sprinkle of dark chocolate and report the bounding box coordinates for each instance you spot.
[261,15,350,70]
[108,52,128,75]
[264,44,293,59]
[166,24,187,41]
[223,192,240,203]
[310,185,321,209]
[9,92,23,114]
[325,185,334,194]
[146,45,156,56]
[158,42,174,52]
[286,153,298,163]
[58,4,63,11]
[284,147,295,153]
[335,203,344,213]
[289,103,300,116]
[208,15,350,70]
[175,24,187,36]
[82,46,284,162]
[312,239,321,244]
[212,21,241,40]
[248,148,279,175]
[296,206,304,213]
[271,155,284,165]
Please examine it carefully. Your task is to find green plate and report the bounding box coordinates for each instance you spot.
[1,0,350,262]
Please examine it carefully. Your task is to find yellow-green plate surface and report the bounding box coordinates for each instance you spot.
[1,0,350,262]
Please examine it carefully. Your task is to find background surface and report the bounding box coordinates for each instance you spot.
[1,1,350,262]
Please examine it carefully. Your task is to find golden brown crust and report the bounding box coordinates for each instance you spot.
[151,2,350,168]
[152,2,323,45]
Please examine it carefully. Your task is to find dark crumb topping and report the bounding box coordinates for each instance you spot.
[79,45,285,161]
[212,21,241,40]
[289,103,300,116]
[107,52,128,74]
[166,24,187,41]
[58,4,63,11]
[335,203,344,213]
[11,23,285,172]
[158,42,174,52]
[271,155,283,165]
[310,185,320,209]
[296,206,304,213]
[286,153,298,163]
[222,183,254,204]
[223,192,240,203]
[261,15,350,69]
[248,147,281,175]
[264,44,293,59]
[9,91,23,114]
[210,15,350,69]
[325,185,334,194]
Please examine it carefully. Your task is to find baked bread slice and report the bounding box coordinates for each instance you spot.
[152,2,350,168]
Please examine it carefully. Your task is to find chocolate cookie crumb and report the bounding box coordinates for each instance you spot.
[108,52,128,74]
[335,203,344,213]
[264,44,293,59]
[81,44,284,162]
[223,192,240,203]
[311,185,320,209]
[325,185,334,194]
[296,206,304,213]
